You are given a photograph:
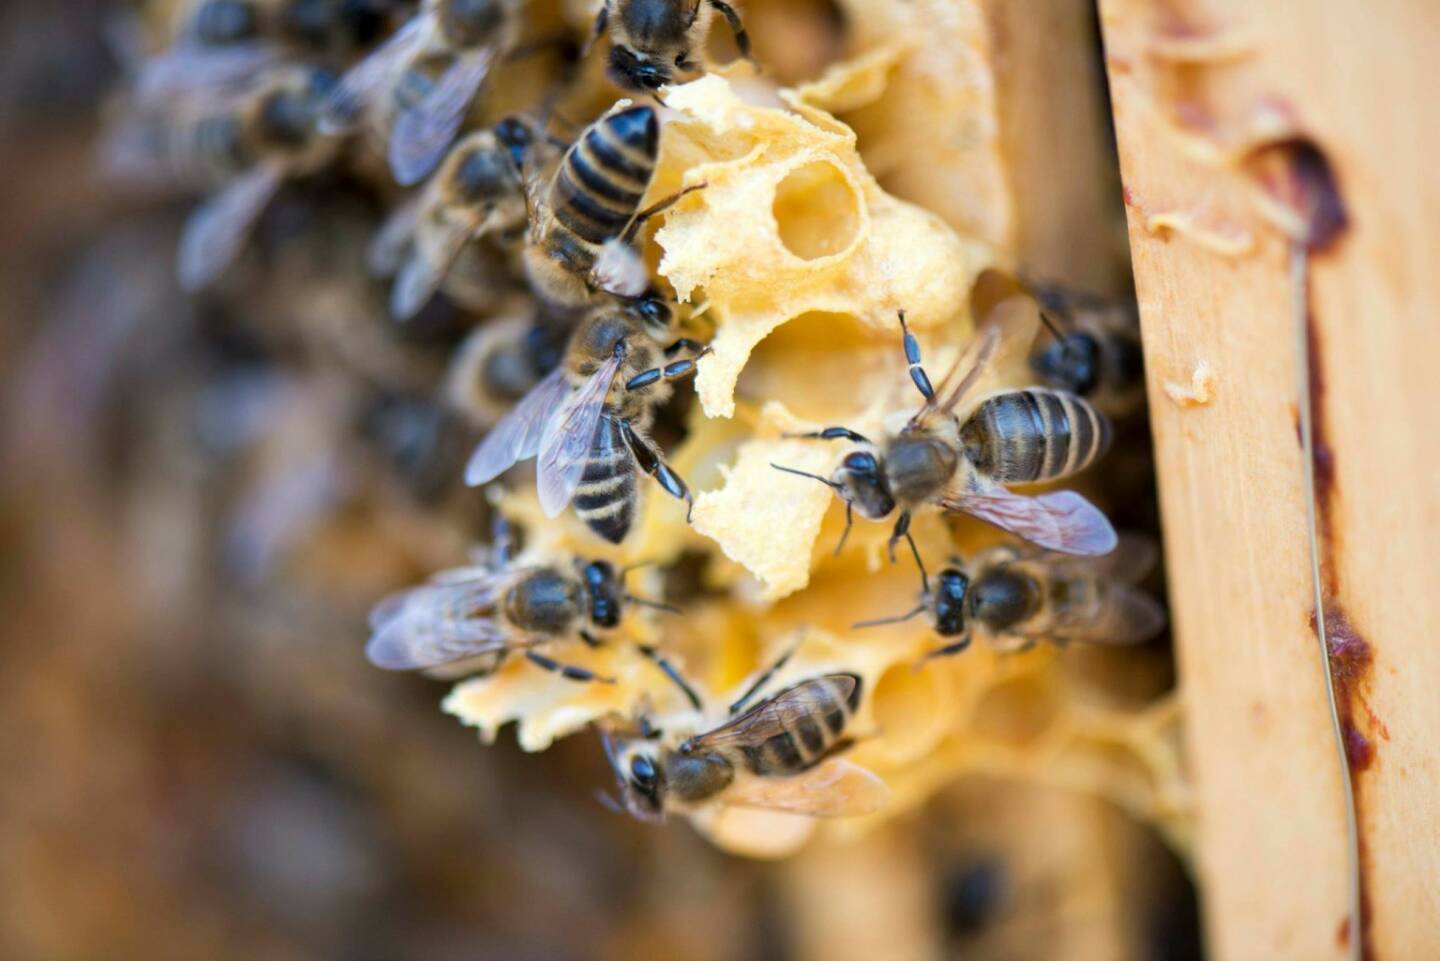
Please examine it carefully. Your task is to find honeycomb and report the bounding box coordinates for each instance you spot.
[432,20,1190,858]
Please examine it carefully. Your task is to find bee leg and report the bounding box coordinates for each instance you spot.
[624,347,711,391]
[491,513,515,566]
[663,338,707,358]
[707,0,751,59]
[579,629,603,648]
[637,644,703,711]
[889,510,930,594]
[919,634,973,664]
[581,2,609,60]
[785,426,872,444]
[620,182,708,244]
[525,649,615,684]
[728,645,797,715]
[621,419,694,521]
[897,309,935,401]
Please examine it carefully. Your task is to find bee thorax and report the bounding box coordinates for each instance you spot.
[884,435,959,505]
[503,570,583,634]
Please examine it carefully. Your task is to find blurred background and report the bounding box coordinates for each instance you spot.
[0,0,1201,958]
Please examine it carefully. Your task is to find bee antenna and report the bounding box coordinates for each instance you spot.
[770,463,840,491]
[637,644,703,711]
[852,604,928,630]
[626,594,681,614]
[833,501,854,557]
[1039,308,1068,345]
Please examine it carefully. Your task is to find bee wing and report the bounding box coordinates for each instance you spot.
[535,348,625,517]
[1014,531,1158,582]
[366,573,514,669]
[134,41,280,107]
[177,163,283,291]
[389,46,498,186]
[463,366,572,486]
[720,759,889,818]
[367,191,426,275]
[908,297,1039,430]
[319,16,424,134]
[389,216,479,320]
[941,483,1118,556]
[1070,532,1159,583]
[590,239,650,298]
[1068,582,1168,646]
[689,675,859,751]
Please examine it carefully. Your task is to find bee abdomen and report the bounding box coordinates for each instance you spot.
[552,106,656,249]
[572,417,637,544]
[742,674,862,776]
[960,388,1111,484]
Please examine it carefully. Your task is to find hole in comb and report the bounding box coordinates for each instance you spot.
[771,159,862,260]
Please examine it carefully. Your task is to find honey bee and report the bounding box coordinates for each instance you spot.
[318,0,523,184]
[367,119,534,319]
[972,269,1147,420]
[134,0,402,106]
[589,0,751,92]
[463,297,706,543]
[600,666,888,823]
[856,536,1166,659]
[1027,282,1146,420]
[367,521,694,693]
[772,308,1118,576]
[444,309,572,429]
[521,102,702,308]
[116,65,343,290]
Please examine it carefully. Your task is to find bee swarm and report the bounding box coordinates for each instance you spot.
[114,0,1189,861]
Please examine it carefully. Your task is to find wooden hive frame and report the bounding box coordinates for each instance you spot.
[1096,0,1440,957]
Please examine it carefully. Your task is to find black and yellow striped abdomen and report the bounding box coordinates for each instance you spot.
[740,674,863,777]
[572,415,637,544]
[544,105,657,273]
[959,388,1112,485]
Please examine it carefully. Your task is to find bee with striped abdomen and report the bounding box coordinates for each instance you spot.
[772,306,1118,578]
[367,520,694,692]
[463,296,707,543]
[521,101,703,308]
[600,664,887,823]
[589,0,752,92]
[319,0,523,184]
[855,535,1166,659]
[367,119,536,319]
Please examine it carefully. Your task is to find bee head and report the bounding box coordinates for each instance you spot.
[1031,330,1101,397]
[626,289,673,333]
[579,559,623,629]
[257,69,334,148]
[607,45,672,91]
[493,116,536,168]
[834,450,896,520]
[600,729,666,822]
[933,567,971,637]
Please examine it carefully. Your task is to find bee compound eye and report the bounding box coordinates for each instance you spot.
[630,754,658,789]
[842,451,877,473]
